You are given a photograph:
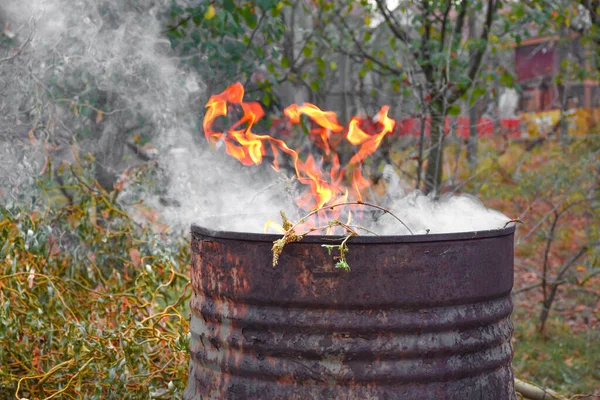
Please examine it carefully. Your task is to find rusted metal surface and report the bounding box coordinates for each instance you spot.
[184,225,516,400]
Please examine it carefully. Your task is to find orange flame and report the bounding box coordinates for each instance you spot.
[203,82,394,233]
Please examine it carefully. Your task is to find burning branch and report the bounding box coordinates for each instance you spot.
[272,201,413,271]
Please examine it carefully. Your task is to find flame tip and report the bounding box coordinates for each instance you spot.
[203,82,393,235]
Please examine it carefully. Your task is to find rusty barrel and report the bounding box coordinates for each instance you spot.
[185,225,516,400]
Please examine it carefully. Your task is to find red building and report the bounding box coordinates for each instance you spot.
[515,35,599,112]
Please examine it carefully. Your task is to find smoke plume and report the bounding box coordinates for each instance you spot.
[0,0,509,235]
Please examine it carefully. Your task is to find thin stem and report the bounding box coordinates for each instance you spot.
[292,201,413,235]
[541,212,559,304]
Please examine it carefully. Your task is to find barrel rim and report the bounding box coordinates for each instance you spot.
[190,223,516,243]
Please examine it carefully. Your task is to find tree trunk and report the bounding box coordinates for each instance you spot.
[466,13,478,169]
[416,114,427,191]
[424,112,445,195]
[467,102,478,169]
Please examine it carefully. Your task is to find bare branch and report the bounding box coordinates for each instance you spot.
[421,0,433,81]
[449,0,498,102]
[334,13,404,76]
[438,0,453,53]
[540,245,589,332]
[452,0,468,48]
[374,0,413,45]
[0,26,35,64]
[541,211,560,301]
[555,246,589,284]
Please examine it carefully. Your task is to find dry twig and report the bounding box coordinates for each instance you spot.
[272,201,413,269]
[0,24,35,64]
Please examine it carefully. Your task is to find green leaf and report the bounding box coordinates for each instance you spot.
[515,34,522,46]
[272,2,283,17]
[335,259,350,271]
[310,79,320,92]
[256,0,279,11]
[303,46,312,58]
[316,56,326,71]
[514,6,525,19]
[222,0,235,12]
[500,71,514,87]
[262,93,271,107]
[321,244,335,255]
[190,30,201,45]
[471,87,486,102]
[330,61,337,71]
[448,104,461,116]
[242,7,258,28]
[300,115,311,136]
[281,56,290,68]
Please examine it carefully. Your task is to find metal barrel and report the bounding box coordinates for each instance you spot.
[185,225,516,400]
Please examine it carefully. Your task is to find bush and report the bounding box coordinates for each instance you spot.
[0,159,191,399]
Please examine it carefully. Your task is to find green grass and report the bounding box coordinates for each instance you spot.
[512,313,600,396]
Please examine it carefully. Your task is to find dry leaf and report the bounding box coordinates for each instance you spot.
[205,5,216,19]
[96,109,104,124]
[129,247,141,267]
[564,357,574,367]
[28,128,37,144]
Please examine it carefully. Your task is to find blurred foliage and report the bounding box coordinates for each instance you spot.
[0,156,191,399]
[166,0,287,100]
[312,0,506,193]
[509,0,600,79]
[2,0,600,397]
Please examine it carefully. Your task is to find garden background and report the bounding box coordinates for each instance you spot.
[1,0,599,398]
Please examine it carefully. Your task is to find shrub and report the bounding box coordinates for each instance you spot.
[0,159,191,399]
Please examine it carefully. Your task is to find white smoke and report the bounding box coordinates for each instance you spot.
[379,191,510,235]
[1,0,509,236]
[1,0,292,232]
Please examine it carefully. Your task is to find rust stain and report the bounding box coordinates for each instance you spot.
[184,225,517,400]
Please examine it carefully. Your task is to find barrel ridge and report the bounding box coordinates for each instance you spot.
[189,294,514,382]
[190,293,513,333]
[186,225,516,399]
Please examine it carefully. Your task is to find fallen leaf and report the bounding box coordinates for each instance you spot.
[564,357,573,367]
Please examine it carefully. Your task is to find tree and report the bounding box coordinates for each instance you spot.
[166,1,287,101]
[319,0,501,194]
